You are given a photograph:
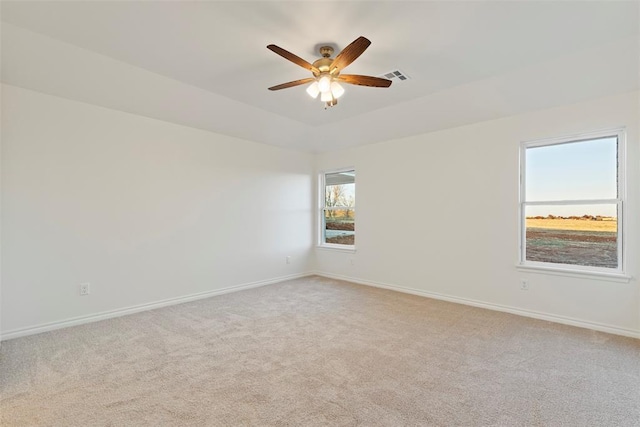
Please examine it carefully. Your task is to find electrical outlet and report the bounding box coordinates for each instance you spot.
[286,256,291,264]
[80,283,90,296]
[520,279,529,291]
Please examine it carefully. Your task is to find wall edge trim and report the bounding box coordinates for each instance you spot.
[314,271,640,340]
[1,272,314,341]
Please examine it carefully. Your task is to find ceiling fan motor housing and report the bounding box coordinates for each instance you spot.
[312,48,336,77]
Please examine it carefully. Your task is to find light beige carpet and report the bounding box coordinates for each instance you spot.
[1,275,639,426]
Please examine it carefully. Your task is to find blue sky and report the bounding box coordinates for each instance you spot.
[526,137,618,217]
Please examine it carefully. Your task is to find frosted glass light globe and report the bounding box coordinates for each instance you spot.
[306,81,320,98]
[318,75,332,93]
[330,81,345,99]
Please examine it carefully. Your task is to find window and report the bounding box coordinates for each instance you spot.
[519,129,625,274]
[319,169,355,248]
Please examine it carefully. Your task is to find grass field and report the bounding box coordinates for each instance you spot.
[526,218,616,232]
[525,219,617,268]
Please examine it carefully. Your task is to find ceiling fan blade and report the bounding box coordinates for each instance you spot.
[330,36,371,74]
[268,77,315,91]
[336,74,392,88]
[267,44,320,74]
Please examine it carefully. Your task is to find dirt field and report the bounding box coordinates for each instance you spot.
[325,234,355,245]
[526,228,617,268]
[526,218,616,232]
[326,221,354,231]
[325,221,355,245]
[323,219,618,256]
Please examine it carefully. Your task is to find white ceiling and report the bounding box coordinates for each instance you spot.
[2,1,639,152]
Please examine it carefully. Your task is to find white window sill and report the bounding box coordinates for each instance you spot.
[316,245,357,254]
[516,264,631,283]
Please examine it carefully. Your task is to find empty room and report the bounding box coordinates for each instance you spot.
[1,1,639,426]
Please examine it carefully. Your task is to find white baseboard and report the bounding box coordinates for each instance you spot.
[1,272,313,341]
[4,271,637,341]
[314,271,640,340]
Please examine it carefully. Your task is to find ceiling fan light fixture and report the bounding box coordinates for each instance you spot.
[267,36,392,107]
[330,81,345,99]
[317,74,332,93]
[306,81,320,98]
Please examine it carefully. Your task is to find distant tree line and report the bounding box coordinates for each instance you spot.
[527,215,614,221]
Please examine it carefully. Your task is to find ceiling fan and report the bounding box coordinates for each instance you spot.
[267,36,392,108]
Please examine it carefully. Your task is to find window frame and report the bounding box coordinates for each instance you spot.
[318,167,356,251]
[518,128,626,276]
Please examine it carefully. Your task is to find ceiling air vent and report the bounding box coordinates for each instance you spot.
[380,69,410,82]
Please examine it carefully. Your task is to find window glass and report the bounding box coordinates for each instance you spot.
[520,132,622,272]
[524,204,618,269]
[526,137,617,201]
[321,170,355,247]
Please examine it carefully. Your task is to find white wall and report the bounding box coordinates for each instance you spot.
[315,91,640,337]
[1,84,314,337]
[3,85,638,340]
